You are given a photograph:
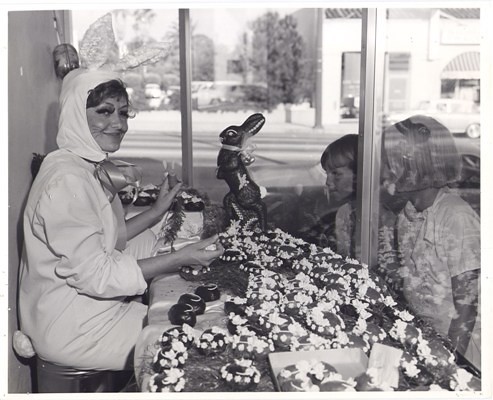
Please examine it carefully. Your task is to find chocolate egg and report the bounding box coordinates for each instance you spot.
[195,284,220,302]
[178,293,206,315]
[168,303,196,327]
[183,201,205,212]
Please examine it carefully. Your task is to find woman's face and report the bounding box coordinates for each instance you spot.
[325,165,356,204]
[86,97,129,153]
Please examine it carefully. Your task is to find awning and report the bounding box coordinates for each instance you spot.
[441,51,480,80]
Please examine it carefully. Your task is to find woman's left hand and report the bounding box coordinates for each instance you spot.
[150,174,183,218]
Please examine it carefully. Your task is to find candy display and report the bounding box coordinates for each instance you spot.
[195,284,221,302]
[168,303,197,327]
[142,221,480,393]
[220,358,261,390]
[178,293,206,315]
[179,265,211,281]
[197,327,229,356]
[133,184,160,206]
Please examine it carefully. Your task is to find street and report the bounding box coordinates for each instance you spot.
[113,109,479,200]
[116,109,358,166]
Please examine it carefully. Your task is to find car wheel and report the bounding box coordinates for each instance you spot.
[466,123,480,139]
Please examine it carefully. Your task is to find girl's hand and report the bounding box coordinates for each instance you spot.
[179,235,224,267]
[150,174,183,217]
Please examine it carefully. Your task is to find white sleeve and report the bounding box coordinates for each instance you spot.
[34,173,147,298]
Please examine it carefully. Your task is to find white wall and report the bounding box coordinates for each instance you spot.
[8,10,64,393]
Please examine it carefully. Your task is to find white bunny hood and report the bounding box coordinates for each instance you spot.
[56,68,121,162]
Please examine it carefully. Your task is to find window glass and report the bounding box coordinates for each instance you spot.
[72,7,364,251]
[190,8,362,250]
[71,9,181,185]
[375,8,481,368]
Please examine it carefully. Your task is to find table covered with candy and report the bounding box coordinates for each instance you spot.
[132,221,481,393]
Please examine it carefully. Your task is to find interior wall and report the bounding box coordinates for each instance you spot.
[8,10,65,393]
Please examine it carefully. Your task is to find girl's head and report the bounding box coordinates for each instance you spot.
[320,134,358,203]
[383,115,461,193]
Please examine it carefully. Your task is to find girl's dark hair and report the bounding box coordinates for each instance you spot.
[320,134,359,172]
[86,79,130,108]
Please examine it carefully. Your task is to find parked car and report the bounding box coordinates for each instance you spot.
[191,82,269,111]
[340,96,359,119]
[383,99,480,138]
[191,81,234,108]
[144,83,167,109]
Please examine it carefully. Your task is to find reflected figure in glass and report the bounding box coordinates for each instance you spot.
[382,115,480,370]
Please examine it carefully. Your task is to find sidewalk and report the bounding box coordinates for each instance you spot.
[129,108,358,136]
[119,108,358,198]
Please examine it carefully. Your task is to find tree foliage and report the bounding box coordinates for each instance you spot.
[113,9,156,52]
[192,34,215,81]
[248,12,307,109]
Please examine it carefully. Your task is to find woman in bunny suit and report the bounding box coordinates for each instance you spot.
[18,68,223,371]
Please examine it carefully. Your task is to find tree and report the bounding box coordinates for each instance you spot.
[247,12,307,111]
[153,22,215,87]
[192,34,215,81]
[113,9,157,53]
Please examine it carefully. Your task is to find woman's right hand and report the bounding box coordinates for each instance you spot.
[150,174,183,218]
[179,235,224,267]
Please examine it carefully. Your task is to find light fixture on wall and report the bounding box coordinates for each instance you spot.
[53,43,80,79]
[52,11,79,79]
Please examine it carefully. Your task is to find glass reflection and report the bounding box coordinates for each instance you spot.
[376,8,481,371]
[190,8,362,244]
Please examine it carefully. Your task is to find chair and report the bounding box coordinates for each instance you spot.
[35,356,133,393]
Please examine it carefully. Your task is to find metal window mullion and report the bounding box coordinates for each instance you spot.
[356,8,386,267]
[62,11,73,43]
[179,9,193,186]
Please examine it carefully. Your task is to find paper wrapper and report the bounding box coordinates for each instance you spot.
[151,210,204,256]
[367,343,403,389]
[152,237,201,257]
[151,211,204,239]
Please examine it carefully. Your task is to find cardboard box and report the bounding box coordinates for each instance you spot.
[269,348,369,391]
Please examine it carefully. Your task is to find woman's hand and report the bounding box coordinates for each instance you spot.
[138,235,223,281]
[178,235,224,267]
[125,175,182,240]
[150,174,183,218]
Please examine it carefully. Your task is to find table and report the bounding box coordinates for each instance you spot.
[131,241,481,393]
[133,273,229,391]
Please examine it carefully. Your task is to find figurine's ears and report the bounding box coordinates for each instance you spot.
[78,12,170,72]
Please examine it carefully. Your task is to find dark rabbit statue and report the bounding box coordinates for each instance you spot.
[216,113,267,231]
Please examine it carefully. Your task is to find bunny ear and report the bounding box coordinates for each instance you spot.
[112,41,172,71]
[79,13,117,70]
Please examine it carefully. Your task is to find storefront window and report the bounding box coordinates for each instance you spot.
[188,8,362,244]
[371,7,481,370]
[70,7,366,250]
[72,9,360,234]
[71,9,181,183]
[341,52,361,119]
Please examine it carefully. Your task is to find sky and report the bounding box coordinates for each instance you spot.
[72,7,298,52]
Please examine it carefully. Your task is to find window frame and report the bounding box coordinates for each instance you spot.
[68,7,394,267]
